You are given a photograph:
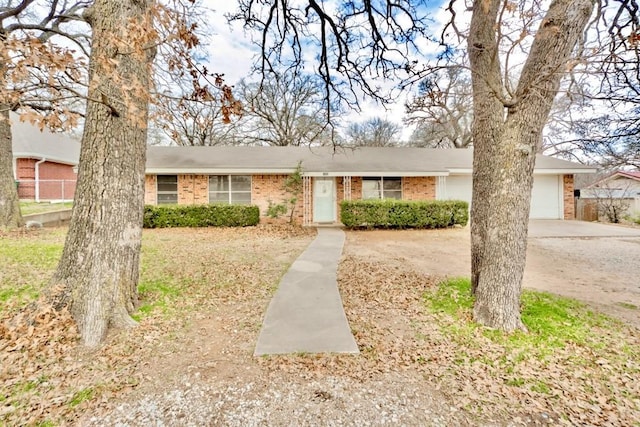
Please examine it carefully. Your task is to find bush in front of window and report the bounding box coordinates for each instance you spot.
[143,204,260,228]
[340,199,469,229]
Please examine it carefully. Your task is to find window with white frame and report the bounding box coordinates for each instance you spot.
[362,177,402,200]
[157,175,178,204]
[209,175,252,204]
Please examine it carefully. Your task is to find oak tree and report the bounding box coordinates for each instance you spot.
[50,0,239,346]
[467,0,637,330]
[237,0,639,331]
[236,74,331,146]
[345,117,403,147]
[48,0,157,347]
[151,4,242,147]
[0,0,88,228]
[152,91,240,146]
[405,67,473,149]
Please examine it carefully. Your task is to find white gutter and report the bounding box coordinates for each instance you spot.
[446,168,597,175]
[35,157,46,202]
[12,152,77,165]
[145,168,298,175]
[302,171,450,177]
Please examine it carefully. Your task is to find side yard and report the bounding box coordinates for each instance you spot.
[19,202,73,216]
[1,225,639,426]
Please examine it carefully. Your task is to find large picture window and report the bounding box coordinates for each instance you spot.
[157,175,178,204]
[209,175,252,204]
[362,177,402,200]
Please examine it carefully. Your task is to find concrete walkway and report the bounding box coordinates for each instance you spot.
[254,228,359,356]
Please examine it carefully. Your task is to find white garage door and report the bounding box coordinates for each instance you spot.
[443,175,473,204]
[441,175,562,219]
[530,175,561,219]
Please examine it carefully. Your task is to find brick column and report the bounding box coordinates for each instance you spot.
[144,175,157,205]
[563,174,575,220]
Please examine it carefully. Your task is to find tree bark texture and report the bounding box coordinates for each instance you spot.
[468,0,595,331]
[0,107,24,228]
[50,0,154,347]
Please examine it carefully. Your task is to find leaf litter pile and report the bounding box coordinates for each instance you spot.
[1,225,639,426]
[256,254,640,425]
[0,224,315,426]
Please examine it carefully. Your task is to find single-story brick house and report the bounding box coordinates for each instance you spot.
[11,114,80,201]
[145,146,596,225]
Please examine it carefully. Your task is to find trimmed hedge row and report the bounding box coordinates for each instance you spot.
[143,204,260,228]
[340,199,469,229]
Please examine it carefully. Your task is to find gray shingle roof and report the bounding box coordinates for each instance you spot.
[146,146,596,176]
[10,114,597,176]
[11,114,80,165]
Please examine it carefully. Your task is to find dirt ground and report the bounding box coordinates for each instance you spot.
[4,224,639,426]
[345,226,640,329]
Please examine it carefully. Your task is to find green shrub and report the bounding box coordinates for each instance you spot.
[143,204,260,228]
[625,214,640,225]
[340,199,468,229]
[266,201,288,219]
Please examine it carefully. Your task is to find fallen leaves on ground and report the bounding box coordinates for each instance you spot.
[0,224,314,426]
[257,254,640,425]
[2,225,639,426]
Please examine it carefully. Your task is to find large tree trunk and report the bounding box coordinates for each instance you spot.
[0,31,22,229]
[0,108,23,228]
[468,0,595,331]
[49,0,155,347]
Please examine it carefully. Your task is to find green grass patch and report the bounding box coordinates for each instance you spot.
[617,301,638,310]
[424,277,614,350]
[426,277,474,314]
[0,241,63,268]
[423,277,640,415]
[133,278,183,320]
[68,387,94,408]
[0,233,65,311]
[20,201,73,215]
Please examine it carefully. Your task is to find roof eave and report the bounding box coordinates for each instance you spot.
[13,152,79,166]
[145,168,298,175]
[303,171,449,177]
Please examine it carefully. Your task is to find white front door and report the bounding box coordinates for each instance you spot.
[313,178,336,223]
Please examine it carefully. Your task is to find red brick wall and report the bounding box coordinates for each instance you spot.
[16,158,77,200]
[16,158,36,180]
[253,174,304,223]
[143,174,442,224]
[403,176,436,200]
[39,162,77,180]
[145,175,157,205]
[351,177,362,199]
[143,174,305,222]
[178,175,209,204]
[337,176,436,201]
[563,174,575,220]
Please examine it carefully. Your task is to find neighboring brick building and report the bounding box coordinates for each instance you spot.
[11,114,80,201]
[145,146,596,225]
